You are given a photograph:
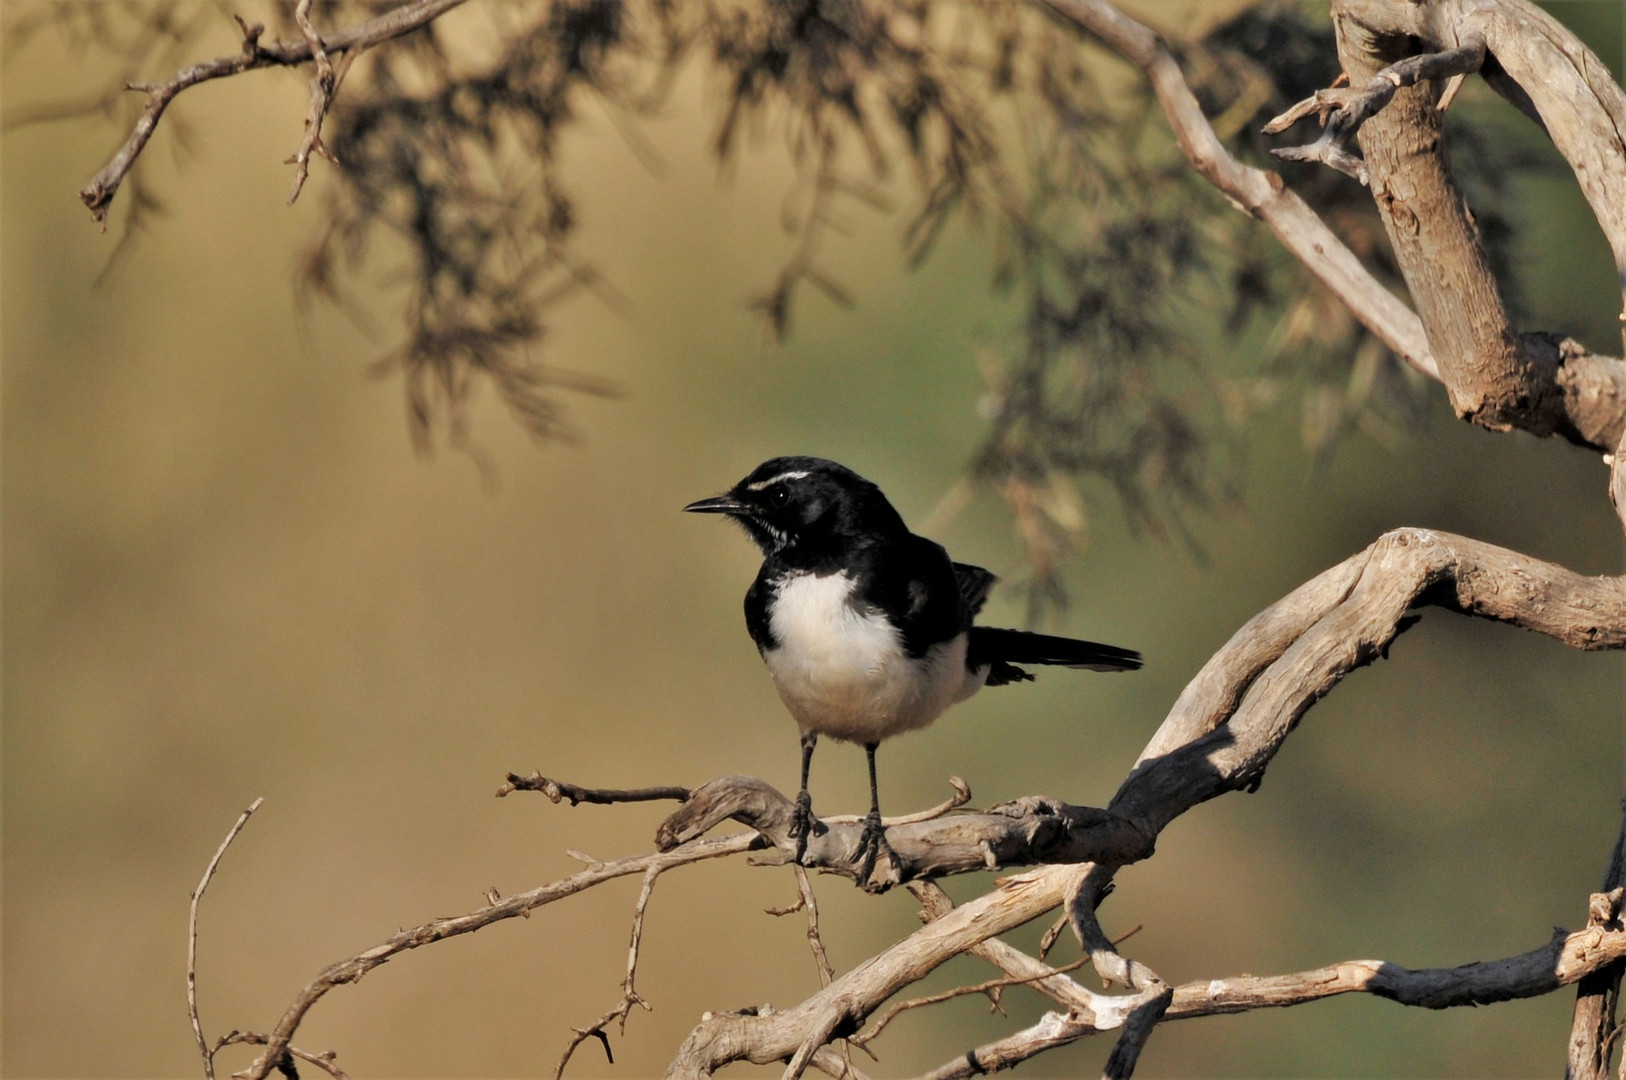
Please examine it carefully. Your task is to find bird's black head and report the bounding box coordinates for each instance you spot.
[684,456,907,559]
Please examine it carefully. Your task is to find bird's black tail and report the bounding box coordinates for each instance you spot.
[968,627,1141,686]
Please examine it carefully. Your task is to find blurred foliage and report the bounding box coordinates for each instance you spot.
[3,0,1564,615]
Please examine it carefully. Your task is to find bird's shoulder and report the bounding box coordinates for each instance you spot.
[744,561,780,653]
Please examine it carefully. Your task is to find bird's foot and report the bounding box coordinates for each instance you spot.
[788,790,824,863]
[854,810,896,893]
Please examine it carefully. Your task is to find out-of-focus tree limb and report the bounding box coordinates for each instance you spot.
[79,0,468,224]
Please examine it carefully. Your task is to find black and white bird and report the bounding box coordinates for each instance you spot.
[685,456,1141,883]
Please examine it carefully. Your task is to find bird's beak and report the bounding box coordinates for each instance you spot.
[683,495,747,515]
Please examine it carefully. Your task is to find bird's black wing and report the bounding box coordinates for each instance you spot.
[968,627,1141,685]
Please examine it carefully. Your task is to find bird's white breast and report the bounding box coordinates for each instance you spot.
[762,571,975,743]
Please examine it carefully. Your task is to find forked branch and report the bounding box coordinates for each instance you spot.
[1266,39,1487,184]
[79,0,468,223]
[1039,0,1439,381]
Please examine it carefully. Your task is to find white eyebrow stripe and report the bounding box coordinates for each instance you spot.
[746,470,810,491]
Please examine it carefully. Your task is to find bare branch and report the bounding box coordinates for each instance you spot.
[791,866,835,988]
[190,798,264,1080]
[286,0,344,205]
[1288,0,1626,445]
[653,774,1149,891]
[79,0,469,224]
[1567,801,1626,1079]
[1038,0,1439,381]
[910,917,1626,1080]
[498,771,691,805]
[906,881,1112,1016]
[214,1033,350,1080]
[238,831,758,1080]
[1331,0,1626,350]
[553,865,662,1080]
[1267,38,1488,184]
[1120,528,1626,838]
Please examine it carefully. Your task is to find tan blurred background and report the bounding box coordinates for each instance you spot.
[5,2,1626,1077]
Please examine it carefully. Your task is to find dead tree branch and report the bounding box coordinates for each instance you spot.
[1039,0,1439,382]
[285,0,345,205]
[1045,0,1626,450]
[1261,0,1626,442]
[767,865,836,989]
[911,918,1626,1080]
[79,0,468,224]
[1332,0,1626,346]
[498,772,691,805]
[1567,803,1626,1079]
[214,1033,350,1080]
[1268,39,1487,184]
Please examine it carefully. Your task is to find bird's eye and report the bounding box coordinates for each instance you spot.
[769,486,790,506]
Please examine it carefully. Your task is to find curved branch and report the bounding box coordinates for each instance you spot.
[1117,528,1626,836]
[1038,0,1439,381]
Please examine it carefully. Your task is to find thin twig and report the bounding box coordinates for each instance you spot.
[286,0,340,204]
[214,1033,351,1080]
[821,776,972,827]
[854,957,1091,1047]
[1038,913,1068,961]
[499,771,691,804]
[1039,0,1439,379]
[551,865,663,1080]
[190,798,264,1080]
[768,865,837,988]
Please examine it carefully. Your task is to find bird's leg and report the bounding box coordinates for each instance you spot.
[854,741,895,889]
[789,729,822,862]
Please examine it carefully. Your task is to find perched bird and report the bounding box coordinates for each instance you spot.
[685,456,1141,883]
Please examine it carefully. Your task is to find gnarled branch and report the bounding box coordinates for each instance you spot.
[1039,0,1440,381]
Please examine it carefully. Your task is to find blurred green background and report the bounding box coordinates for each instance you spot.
[4,2,1625,1077]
